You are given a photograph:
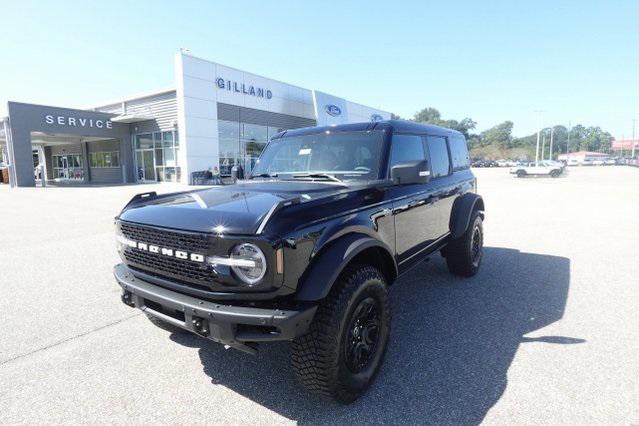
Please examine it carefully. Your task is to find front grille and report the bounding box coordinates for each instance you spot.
[120,222,215,287]
[124,249,216,285]
[120,222,209,253]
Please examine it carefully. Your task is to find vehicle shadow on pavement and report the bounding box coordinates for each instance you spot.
[171,246,580,424]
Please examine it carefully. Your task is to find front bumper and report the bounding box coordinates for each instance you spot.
[114,264,317,353]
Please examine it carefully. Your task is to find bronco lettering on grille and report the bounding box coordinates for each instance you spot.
[132,240,205,263]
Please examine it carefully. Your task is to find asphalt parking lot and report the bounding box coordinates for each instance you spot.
[1,167,638,424]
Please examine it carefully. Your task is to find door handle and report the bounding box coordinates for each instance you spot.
[408,199,426,208]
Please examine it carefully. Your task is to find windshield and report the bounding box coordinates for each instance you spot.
[250,130,385,181]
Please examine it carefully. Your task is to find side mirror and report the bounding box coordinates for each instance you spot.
[390,160,430,185]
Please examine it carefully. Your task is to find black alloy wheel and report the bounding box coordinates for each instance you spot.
[344,297,381,373]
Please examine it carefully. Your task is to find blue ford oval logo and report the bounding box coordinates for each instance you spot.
[370,114,384,122]
[325,104,342,117]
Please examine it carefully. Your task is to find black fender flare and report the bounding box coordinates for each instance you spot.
[294,234,397,302]
[449,193,485,239]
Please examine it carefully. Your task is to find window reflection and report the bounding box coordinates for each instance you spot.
[217,121,289,176]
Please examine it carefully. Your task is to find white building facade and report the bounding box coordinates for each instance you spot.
[171,53,390,183]
[1,52,390,187]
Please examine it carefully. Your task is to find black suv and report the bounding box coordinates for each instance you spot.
[114,120,485,403]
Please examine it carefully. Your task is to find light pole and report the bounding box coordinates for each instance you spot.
[534,110,544,164]
[632,119,636,159]
[567,121,571,155]
[542,132,546,161]
[549,127,554,160]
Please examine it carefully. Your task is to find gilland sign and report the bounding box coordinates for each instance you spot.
[215,77,273,99]
[44,114,113,129]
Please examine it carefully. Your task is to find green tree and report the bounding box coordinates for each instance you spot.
[413,107,442,123]
[412,107,477,139]
[480,121,514,148]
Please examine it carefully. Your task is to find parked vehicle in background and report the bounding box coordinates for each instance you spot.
[510,160,563,178]
[545,160,566,171]
[604,158,617,165]
[592,159,605,166]
[496,159,509,167]
[581,158,594,166]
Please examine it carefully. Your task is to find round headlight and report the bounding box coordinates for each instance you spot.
[230,243,267,285]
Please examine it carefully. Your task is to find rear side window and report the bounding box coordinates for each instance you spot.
[389,134,426,167]
[449,134,470,171]
[426,136,451,178]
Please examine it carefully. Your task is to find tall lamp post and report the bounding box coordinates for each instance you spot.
[534,110,544,164]
[632,119,636,159]
[549,127,554,160]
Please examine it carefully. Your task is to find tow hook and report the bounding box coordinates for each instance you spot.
[192,316,210,337]
[121,291,135,307]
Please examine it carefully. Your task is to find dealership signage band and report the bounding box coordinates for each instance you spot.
[215,77,272,99]
[45,114,113,129]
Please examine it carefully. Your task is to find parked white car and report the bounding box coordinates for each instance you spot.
[509,161,563,178]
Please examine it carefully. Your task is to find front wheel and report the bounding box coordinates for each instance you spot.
[445,211,484,277]
[291,265,391,404]
[516,170,526,178]
[550,169,560,178]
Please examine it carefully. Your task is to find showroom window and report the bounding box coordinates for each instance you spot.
[218,120,284,176]
[134,131,180,182]
[89,151,120,168]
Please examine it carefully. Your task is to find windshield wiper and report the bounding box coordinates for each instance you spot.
[249,173,278,179]
[291,173,342,182]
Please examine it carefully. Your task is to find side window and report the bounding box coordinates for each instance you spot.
[449,134,470,171]
[389,134,426,168]
[426,136,451,178]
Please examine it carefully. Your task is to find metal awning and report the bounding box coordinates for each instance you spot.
[110,114,154,123]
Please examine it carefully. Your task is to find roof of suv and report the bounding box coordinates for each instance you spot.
[274,120,462,139]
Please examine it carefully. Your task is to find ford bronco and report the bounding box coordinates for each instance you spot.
[114,120,485,403]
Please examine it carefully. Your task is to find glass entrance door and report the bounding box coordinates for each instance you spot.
[136,150,155,182]
[60,157,69,179]
[52,154,84,181]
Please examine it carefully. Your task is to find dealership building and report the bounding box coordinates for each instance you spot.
[0,52,390,187]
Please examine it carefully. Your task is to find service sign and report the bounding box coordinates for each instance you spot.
[44,114,113,129]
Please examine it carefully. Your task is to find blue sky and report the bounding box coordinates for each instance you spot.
[1,0,638,138]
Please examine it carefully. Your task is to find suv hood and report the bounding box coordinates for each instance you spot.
[118,180,349,235]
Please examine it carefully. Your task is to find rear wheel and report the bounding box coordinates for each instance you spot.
[291,265,391,404]
[550,169,560,178]
[445,211,483,277]
[516,169,526,178]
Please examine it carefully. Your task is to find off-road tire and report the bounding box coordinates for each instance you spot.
[291,265,391,404]
[146,313,185,333]
[516,169,526,178]
[445,211,483,277]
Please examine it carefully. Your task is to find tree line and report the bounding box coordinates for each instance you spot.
[392,108,614,157]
